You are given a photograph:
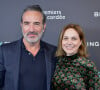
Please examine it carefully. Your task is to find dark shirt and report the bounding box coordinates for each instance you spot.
[18,41,47,90]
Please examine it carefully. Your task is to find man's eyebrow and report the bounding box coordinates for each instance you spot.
[34,22,40,24]
[23,21,30,24]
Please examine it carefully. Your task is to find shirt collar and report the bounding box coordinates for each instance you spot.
[21,39,44,52]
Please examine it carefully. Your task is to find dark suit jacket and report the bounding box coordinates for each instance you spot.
[0,39,57,90]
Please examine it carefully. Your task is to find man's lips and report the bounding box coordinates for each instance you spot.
[28,34,37,37]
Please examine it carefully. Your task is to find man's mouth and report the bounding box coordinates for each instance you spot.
[27,32,38,37]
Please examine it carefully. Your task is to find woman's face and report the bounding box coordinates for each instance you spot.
[62,28,82,56]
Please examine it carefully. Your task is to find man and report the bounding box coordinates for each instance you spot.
[0,5,57,90]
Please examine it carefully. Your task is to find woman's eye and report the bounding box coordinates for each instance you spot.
[63,37,68,40]
[72,37,77,40]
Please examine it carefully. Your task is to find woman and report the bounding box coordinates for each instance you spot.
[52,24,100,90]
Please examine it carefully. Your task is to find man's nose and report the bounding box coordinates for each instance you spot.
[29,24,35,31]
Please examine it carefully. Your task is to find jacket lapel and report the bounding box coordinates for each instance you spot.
[12,40,21,90]
[44,48,52,90]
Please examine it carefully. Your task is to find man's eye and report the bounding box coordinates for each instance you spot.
[23,22,29,25]
[34,22,40,25]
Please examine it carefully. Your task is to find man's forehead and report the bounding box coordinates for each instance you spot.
[22,11,43,20]
[23,10,42,17]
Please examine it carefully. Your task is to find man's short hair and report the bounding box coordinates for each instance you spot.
[21,5,46,24]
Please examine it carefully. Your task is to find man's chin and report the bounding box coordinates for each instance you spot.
[26,38,39,44]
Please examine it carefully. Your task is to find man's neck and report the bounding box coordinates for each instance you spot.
[23,39,40,56]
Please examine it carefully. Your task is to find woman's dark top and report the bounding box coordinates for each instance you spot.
[52,54,100,90]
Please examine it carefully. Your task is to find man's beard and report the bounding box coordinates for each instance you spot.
[23,30,44,44]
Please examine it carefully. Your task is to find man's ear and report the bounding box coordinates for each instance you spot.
[20,22,22,28]
[43,24,46,32]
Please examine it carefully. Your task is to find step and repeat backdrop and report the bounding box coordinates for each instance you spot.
[0,0,100,71]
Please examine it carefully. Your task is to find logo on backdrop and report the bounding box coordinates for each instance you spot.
[0,42,10,46]
[87,41,100,47]
[44,10,66,20]
[94,11,100,17]
[0,42,3,46]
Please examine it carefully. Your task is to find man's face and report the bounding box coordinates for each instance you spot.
[21,10,46,44]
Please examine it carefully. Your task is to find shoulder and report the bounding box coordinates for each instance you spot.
[41,40,57,51]
[77,57,98,72]
[0,39,21,50]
